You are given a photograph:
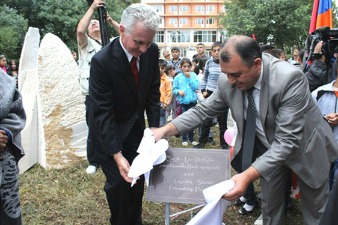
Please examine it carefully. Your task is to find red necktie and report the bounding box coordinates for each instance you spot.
[130,57,139,89]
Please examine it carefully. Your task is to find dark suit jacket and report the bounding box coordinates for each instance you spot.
[89,37,160,159]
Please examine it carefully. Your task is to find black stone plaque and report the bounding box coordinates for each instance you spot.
[146,148,231,204]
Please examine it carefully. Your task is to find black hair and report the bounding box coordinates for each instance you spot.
[212,41,222,49]
[180,58,192,67]
[221,36,261,67]
[158,58,167,68]
[171,47,180,52]
[263,48,284,59]
[260,44,275,52]
[165,64,175,75]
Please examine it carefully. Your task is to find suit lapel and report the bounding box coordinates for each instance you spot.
[139,54,149,97]
[230,86,245,154]
[259,55,270,129]
[112,38,138,98]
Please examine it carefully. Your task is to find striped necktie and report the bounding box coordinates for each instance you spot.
[242,87,256,170]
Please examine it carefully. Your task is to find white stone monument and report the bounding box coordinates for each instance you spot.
[18,27,41,173]
[19,30,87,172]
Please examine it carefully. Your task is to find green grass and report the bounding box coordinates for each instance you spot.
[20,126,303,224]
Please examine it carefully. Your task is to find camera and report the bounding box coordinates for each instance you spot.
[307,26,338,60]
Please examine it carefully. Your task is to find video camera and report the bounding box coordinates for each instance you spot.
[86,0,110,47]
[307,26,338,60]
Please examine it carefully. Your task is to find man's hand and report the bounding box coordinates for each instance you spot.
[151,123,178,142]
[222,166,260,201]
[326,113,338,126]
[113,152,133,183]
[91,0,106,10]
[0,130,8,151]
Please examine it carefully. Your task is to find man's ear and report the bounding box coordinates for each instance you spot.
[254,58,262,69]
[119,25,125,34]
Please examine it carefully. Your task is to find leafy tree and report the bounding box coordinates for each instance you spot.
[220,0,312,50]
[0,0,134,59]
[0,5,28,60]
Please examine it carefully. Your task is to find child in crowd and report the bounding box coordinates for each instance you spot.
[169,47,182,75]
[0,54,9,74]
[9,59,19,87]
[196,41,228,149]
[159,59,172,127]
[165,64,176,121]
[173,58,199,146]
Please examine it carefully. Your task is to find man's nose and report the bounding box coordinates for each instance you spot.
[140,44,151,53]
[227,74,236,84]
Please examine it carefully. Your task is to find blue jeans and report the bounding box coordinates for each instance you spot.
[329,159,338,190]
[159,107,170,127]
[180,102,196,142]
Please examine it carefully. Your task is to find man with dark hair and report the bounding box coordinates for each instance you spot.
[195,42,209,60]
[151,35,338,225]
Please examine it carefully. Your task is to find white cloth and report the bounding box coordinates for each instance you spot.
[186,180,235,225]
[128,128,169,187]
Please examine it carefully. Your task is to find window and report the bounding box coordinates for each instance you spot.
[206,18,215,25]
[206,5,214,13]
[167,30,190,43]
[169,5,178,12]
[195,5,204,13]
[179,18,188,25]
[154,31,164,43]
[153,6,161,13]
[179,5,188,12]
[169,18,177,25]
[195,18,204,25]
[193,31,217,43]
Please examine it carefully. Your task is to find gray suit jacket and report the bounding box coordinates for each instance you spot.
[172,53,338,189]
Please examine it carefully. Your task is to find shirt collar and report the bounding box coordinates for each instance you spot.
[253,61,264,91]
[119,37,135,62]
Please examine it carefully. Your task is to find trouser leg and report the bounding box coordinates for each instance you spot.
[199,118,212,144]
[298,175,329,225]
[217,109,228,149]
[85,95,98,166]
[260,166,289,225]
[0,150,22,225]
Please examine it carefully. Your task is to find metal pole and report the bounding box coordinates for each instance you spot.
[165,203,170,225]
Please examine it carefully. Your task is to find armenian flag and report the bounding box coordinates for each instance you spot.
[309,0,333,34]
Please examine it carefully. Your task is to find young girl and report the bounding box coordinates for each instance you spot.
[173,58,199,146]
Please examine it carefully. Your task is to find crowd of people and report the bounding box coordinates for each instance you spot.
[0,54,19,87]
[1,1,338,225]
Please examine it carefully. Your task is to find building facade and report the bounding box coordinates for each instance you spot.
[142,0,225,58]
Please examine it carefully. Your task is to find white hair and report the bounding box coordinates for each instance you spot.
[121,3,160,34]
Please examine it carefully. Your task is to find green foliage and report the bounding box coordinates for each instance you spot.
[35,0,85,52]
[220,0,313,50]
[0,5,28,60]
[0,0,131,59]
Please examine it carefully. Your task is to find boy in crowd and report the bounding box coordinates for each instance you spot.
[169,47,182,75]
[195,41,229,150]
